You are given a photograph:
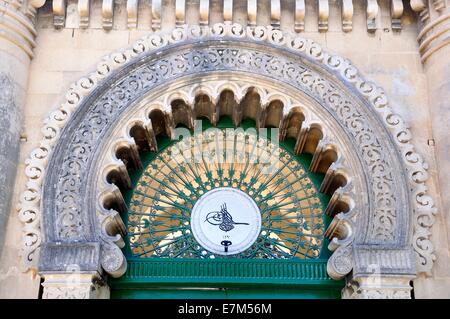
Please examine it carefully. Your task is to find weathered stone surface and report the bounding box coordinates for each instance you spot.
[1,0,448,299]
[38,242,101,273]
[0,73,20,257]
[19,24,432,301]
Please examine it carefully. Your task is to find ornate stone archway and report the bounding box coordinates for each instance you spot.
[18,23,436,299]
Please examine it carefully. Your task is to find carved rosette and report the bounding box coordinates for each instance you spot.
[327,244,354,280]
[100,245,127,278]
[18,23,436,293]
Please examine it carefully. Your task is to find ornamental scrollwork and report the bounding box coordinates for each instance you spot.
[17,23,436,278]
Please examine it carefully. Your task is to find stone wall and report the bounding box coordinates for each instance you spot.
[0,0,447,298]
[0,0,42,299]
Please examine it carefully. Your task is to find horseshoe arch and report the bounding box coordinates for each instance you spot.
[18,23,436,299]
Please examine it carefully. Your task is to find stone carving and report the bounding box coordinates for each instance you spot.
[126,0,138,29]
[93,78,351,263]
[53,0,66,28]
[42,286,93,299]
[0,0,41,58]
[327,244,353,280]
[416,3,450,63]
[391,0,404,30]
[432,0,447,12]
[18,23,436,281]
[100,245,127,278]
[45,0,425,32]
[54,46,394,248]
[78,0,90,28]
[41,273,109,299]
[353,248,416,275]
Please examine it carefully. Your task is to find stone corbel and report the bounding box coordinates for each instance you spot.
[52,0,66,28]
[318,0,329,32]
[78,0,90,28]
[327,243,354,280]
[323,180,353,215]
[391,0,404,30]
[410,0,426,12]
[175,0,186,26]
[248,0,257,27]
[294,0,305,32]
[320,157,350,193]
[127,0,138,29]
[326,212,354,280]
[224,0,233,23]
[102,0,114,30]
[342,0,353,32]
[366,0,379,32]
[152,0,161,31]
[199,0,209,26]
[271,0,281,29]
[100,244,127,278]
[309,138,336,172]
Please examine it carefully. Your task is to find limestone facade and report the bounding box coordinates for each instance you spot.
[0,0,448,299]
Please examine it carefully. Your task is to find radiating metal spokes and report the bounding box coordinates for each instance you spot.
[128,127,325,259]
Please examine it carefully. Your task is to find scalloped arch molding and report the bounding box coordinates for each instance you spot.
[18,23,436,282]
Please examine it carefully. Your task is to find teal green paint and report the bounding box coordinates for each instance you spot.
[111,258,342,287]
[112,116,343,298]
[111,286,341,299]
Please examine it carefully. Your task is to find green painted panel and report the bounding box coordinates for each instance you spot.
[110,259,342,288]
[111,286,341,299]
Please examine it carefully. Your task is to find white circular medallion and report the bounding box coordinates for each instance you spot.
[190,187,262,255]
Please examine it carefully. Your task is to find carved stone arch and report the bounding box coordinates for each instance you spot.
[18,23,436,298]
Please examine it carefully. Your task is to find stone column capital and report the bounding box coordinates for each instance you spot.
[0,0,43,58]
[416,2,450,64]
